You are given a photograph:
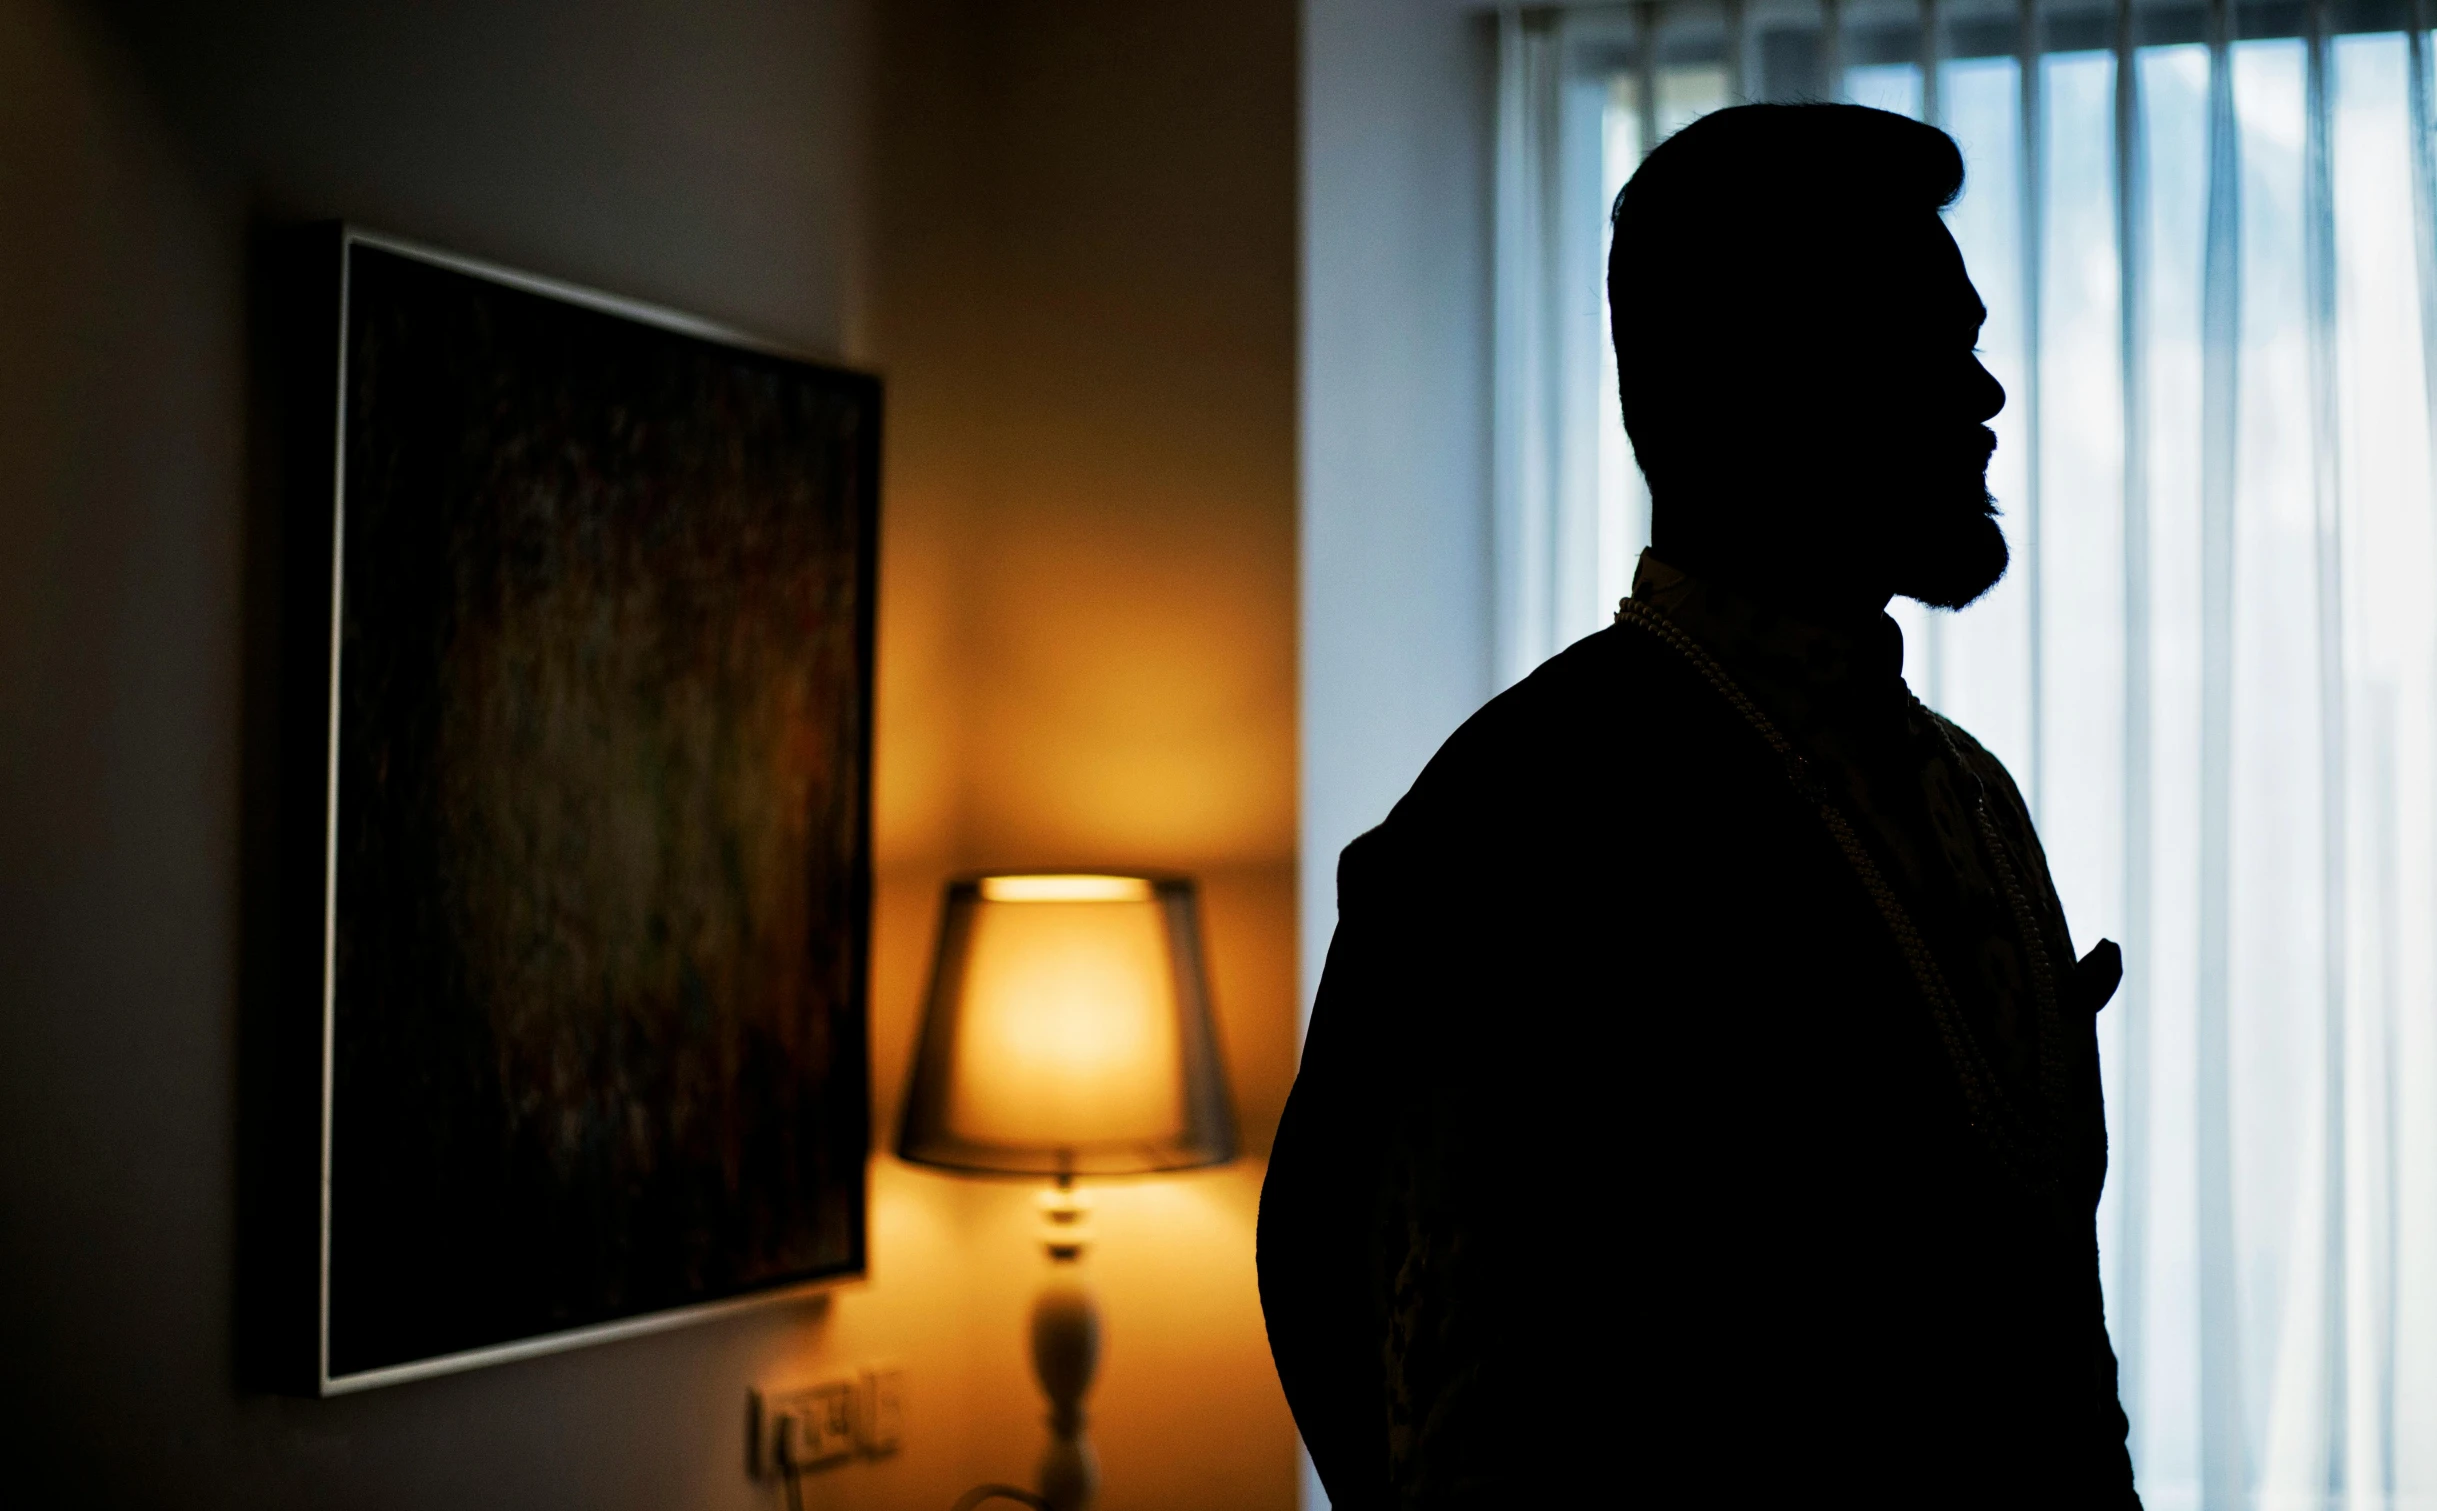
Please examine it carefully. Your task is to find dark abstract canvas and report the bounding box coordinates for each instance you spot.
[317,237,874,1389]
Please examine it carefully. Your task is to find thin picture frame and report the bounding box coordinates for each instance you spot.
[264,226,878,1395]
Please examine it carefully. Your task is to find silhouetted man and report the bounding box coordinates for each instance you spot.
[1259,104,2139,1508]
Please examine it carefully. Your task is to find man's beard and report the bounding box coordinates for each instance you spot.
[1885,428,2008,611]
[1889,488,2009,610]
[1659,423,2010,608]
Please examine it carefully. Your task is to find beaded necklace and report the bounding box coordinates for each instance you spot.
[1614,598,2072,1195]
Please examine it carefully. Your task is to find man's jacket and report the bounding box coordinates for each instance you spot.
[1257,606,2138,1509]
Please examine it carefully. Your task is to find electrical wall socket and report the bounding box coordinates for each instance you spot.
[753,1377,858,1476]
[750,1364,904,1478]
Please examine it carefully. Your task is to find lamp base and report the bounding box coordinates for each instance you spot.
[1029,1248,1101,1511]
[1037,1423,1097,1511]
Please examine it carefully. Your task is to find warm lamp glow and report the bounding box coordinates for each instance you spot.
[949,898,1185,1145]
[978,874,1154,903]
[897,874,1235,1176]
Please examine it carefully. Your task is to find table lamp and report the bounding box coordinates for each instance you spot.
[899,874,1236,1511]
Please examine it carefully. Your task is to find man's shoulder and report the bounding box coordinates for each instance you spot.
[1927,711,2031,818]
[1925,710,2057,894]
[1348,620,1744,866]
[1408,621,1693,789]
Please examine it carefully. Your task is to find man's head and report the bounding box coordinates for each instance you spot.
[1610,103,2007,613]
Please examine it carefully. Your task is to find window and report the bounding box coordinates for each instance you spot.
[1497,3,2437,1504]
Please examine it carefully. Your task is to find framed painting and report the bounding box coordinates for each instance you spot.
[274,228,876,1393]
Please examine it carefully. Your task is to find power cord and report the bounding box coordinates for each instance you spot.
[776,1417,832,1511]
[780,1446,809,1511]
[948,1487,1054,1511]
[775,1408,1051,1511]
[786,1464,1049,1511]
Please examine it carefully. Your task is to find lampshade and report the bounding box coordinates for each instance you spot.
[897,874,1236,1177]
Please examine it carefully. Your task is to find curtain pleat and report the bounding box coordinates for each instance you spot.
[2301,1,2356,1497]
[2112,0,2156,1443]
[1493,10,1560,686]
[2194,0,2248,1491]
[1923,0,1947,126]
[1637,2,1663,153]
[1724,0,1749,102]
[2414,12,2437,613]
[2021,0,2051,817]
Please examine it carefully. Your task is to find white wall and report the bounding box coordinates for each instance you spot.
[1300,0,1497,1012]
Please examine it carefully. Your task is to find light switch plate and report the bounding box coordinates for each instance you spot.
[859,1365,904,1455]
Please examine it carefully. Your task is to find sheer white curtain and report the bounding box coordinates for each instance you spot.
[1495,3,2437,1506]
